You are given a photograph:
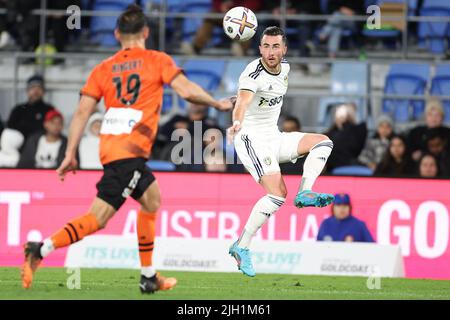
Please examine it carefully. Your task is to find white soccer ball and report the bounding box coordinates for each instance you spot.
[223,6,258,42]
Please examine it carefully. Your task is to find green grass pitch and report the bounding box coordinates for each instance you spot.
[0,267,449,300]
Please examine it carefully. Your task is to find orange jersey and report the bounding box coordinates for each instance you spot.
[80,47,181,165]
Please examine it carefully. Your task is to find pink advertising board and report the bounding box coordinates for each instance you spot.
[0,169,449,279]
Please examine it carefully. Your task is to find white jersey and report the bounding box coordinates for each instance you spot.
[238,58,290,132]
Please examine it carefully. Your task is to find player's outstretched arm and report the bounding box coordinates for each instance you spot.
[170,73,233,111]
[227,89,254,143]
[56,95,97,181]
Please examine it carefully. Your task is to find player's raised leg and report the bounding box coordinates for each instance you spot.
[136,180,177,293]
[230,173,286,277]
[22,197,115,289]
[294,133,335,208]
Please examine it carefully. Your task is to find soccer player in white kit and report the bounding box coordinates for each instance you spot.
[227,27,335,277]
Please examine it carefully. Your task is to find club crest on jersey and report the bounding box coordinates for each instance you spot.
[284,75,288,86]
[264,157,272,165]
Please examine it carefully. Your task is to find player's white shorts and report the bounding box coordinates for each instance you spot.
[234,129,306,182]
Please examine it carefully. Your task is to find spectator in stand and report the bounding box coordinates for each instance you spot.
[418,153,440,178]
[6,0,81,55]
[17,109,67,169]
[325,103,367,171]
[279,115,305,174]
[317,193,374,242]
[204,153,227,172]
[281,115,301,132]
[4,0,40,52]
[7,74,55,140]
[79,112,103,170]
[181,0,263,56]
[407,98,450,162]
[0,0,12,49]
[423,128,450,177]
[374,134,415,177]
[0,128,24,167]
[358,114,394,170]
[260,0,320,60]
[168,127,226,172]
[318,0,365,58]
[155,102,219,156]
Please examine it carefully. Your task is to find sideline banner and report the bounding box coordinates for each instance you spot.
[0,170,449,279]
[65,235,404,278]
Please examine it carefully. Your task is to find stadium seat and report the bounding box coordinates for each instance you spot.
[161,92,174,114]
[146,160,176,171]
[362,0,404,42]
[383,63,430,122]
[418,0,450,54]
[90,1,135,47]
[318,62,368,127]
[181,0,222,47]
[331,165,374,176]
[317,0,358,48]
[222,59,251,93]
[183,59,225,91]
[430,64,450,123]
[140,0,184,39]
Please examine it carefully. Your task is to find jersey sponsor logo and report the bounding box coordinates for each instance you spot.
[100,107,143,135]
[258,95,283,107]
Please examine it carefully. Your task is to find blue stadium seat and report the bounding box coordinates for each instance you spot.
[430,64,450,123]
[383,63,430,122]
[362,0,403,41]
[146,160,176,171]
[141,0,184,36]
[422,0,450,10]
[161,93,174,114]
[90,1,134,47]
[418,0,450,54]
[332,166,374,176]
[180,0,222,46]
[183,59,225,91]
[318,0,357,44]
[160,58,184,114]
[222,59,250,93]
[318,62,368,126]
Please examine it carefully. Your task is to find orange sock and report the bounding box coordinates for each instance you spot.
[137,210,156,267]
[50,213,100,249]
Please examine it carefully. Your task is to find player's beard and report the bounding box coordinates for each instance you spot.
[262,55,281,72]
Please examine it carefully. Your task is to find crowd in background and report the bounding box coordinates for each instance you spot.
[0,74,449,179]
[0,0,433,62]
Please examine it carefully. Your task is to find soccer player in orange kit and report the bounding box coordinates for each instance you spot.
[21,4,233,294]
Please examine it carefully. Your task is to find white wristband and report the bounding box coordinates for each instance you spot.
[233,120,241,126]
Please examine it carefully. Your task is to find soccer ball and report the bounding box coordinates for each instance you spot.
[223,6,258,42]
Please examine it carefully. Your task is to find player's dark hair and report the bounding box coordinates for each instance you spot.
[261,26,287,44]
[117,4,147,34]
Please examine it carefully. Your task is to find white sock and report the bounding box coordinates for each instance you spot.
[237,194,285,249]
[40,238,55,258]
[300,140,333,192]
[141,266,156,278]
